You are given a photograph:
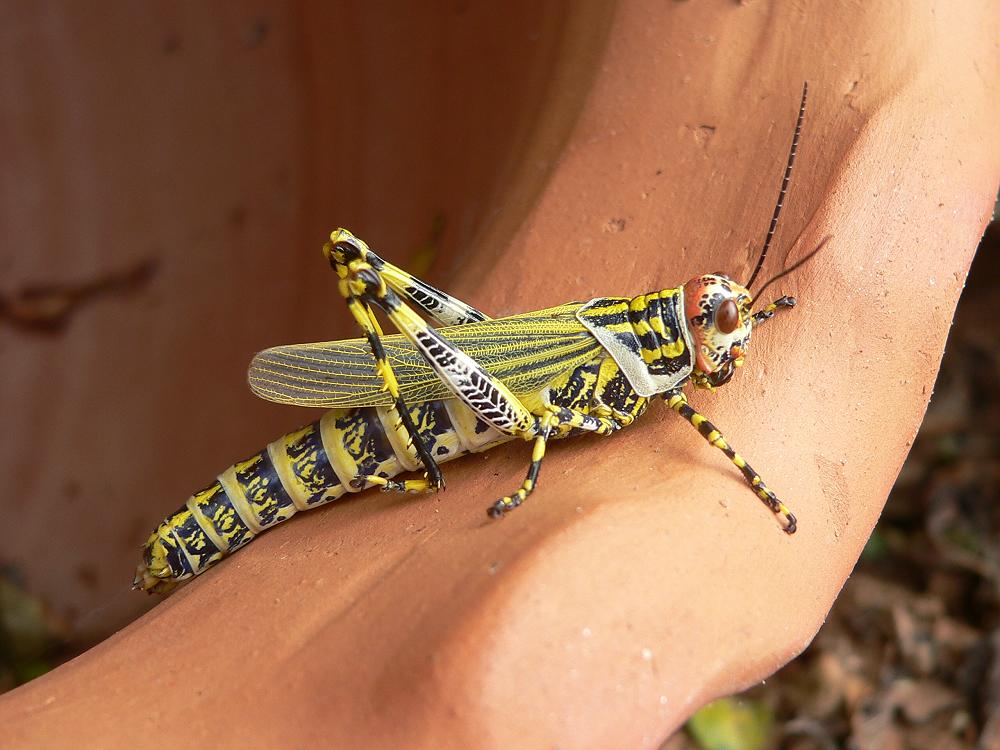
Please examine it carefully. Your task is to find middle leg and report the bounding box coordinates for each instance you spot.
[488,405,622,517]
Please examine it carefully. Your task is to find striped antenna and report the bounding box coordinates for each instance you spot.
[744,81,808,291]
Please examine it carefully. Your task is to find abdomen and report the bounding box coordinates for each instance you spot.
[134,400,512,593]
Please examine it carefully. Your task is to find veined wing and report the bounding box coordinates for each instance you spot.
[247,302,603,408]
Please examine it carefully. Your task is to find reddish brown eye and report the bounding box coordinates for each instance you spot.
[716,299,740,334]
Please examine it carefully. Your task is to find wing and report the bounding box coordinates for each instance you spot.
[247,302,604,408]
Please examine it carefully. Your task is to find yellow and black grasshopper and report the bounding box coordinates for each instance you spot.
[135,85,820,594]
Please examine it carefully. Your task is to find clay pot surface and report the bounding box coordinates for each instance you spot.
[1,1,997,748]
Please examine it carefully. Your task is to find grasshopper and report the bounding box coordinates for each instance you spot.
[135,84,819,594]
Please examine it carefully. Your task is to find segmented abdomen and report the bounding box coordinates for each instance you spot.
[135,400,510,593]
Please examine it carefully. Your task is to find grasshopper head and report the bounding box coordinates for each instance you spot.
[682,274,754,390]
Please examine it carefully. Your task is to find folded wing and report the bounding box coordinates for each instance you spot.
[247,302,602,408]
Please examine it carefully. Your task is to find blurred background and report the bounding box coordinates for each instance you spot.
[1,4,997,748]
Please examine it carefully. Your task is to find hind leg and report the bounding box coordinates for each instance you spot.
[325,235,453,491]
[325,228,489,326]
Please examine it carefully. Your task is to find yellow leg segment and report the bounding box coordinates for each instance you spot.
[665,392,796,533]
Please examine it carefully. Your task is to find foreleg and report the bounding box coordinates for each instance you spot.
[750,296,795,328]
[664,391,797,533]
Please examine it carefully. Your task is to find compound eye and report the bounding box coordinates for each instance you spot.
[716,299,740,334]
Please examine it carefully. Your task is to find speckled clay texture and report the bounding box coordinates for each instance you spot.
[1,1,997,748]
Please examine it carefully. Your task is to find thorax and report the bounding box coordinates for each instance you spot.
[574,288,694,397]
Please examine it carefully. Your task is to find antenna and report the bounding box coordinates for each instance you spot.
[744,81,808,291]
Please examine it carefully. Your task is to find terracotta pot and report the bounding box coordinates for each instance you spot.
[1,1,996,748]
